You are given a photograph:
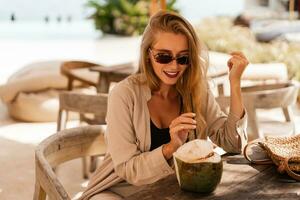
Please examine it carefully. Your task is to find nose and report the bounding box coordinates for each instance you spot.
[168,59,180,69]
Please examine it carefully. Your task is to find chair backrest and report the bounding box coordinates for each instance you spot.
[57,92,108,131]
[241,82,299,109]
[216,81,299,140]
[60,61,99,90]
[34,125,106,200]
[89,64,135,93]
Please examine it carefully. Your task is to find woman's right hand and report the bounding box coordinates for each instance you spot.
[163,113,197,160]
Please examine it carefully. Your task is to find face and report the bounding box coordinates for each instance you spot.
[149,32,189,86]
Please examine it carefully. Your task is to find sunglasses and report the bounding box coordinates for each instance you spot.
[149,48,189,65]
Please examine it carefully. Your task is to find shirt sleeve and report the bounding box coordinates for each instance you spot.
[203,88,248,153]
[106,83,173,186]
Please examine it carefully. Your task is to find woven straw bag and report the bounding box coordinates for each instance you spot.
[243,134,300,181]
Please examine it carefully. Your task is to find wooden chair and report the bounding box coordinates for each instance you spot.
[57,92,107,131]
[61,60,134,93]
[33,125,106,200]
[59,61,100,135]
[216,81,299,141]
[60,61,99,90]
[57,92,108,178]
[59,61,132,178]
[89,64,135,93]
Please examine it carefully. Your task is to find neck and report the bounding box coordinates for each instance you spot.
[153,83,178,100]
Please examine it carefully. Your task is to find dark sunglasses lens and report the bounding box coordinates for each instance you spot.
[155,54,173,64]
[177,56,189,65]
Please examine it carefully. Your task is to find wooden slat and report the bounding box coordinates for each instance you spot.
[60,61,99,89]
[34,126,106,199]
[46,134,106,167]
[242,82,299,109]
[59,92,107,114]
[91,65,133,93]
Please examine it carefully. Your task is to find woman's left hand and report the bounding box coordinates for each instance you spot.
[227,51,249,84]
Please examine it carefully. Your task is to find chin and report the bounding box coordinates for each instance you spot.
[161,77,180,86]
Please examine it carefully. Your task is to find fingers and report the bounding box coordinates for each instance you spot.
[168,112,197,147]
[227,52,249,70]
[227,56,241,66]
[227,59,233,69]
[170,124,197,134]
[169,113,196,129]
[230,51,246,59]
[180,112,196,117]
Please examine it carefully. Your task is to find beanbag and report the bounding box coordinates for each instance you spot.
[7,89,61,122]
[0,61,96,122]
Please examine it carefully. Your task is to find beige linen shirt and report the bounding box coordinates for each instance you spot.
[80,74,247,200]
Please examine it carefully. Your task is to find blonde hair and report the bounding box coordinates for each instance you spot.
[138,11,208,139]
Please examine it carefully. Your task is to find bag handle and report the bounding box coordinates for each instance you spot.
[283,157,300,181]
[243,140,273,165]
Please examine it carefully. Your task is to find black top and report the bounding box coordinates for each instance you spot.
[149,97,183,151]
[149,120,171,151]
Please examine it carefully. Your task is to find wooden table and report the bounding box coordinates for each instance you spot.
[125,155,300,200]
[89,62,136,93]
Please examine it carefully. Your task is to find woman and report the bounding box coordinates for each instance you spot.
[80,11,248,200]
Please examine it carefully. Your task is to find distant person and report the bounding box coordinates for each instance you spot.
[57,15,62,23]
[44,16,49,23]
[10,13,16,22]
[67,15,72,22]
[79,11,249,200]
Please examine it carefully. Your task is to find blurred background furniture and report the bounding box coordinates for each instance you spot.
[58,60,133,179]
[217,81,299,141]
[59,60,132,125]
[59,60,134,128]
[61,60,136,93]
[242,81,299,140]
[89,62,135,93]
[60,61,99,91]
[57,92,108,179]
[210,52,298,141]
[241,63,289,86]
[0,60,70,122]
[57,92,107,131]
[33,125,105,200]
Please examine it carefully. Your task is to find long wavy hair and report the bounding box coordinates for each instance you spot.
[137,11,209,139]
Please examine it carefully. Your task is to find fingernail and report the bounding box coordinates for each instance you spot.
[193,120,197,124]
[193,125,196,129]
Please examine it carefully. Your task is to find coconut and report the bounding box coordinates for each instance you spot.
[173,139,223,193]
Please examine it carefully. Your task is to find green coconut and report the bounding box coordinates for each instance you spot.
[173,139,223,193]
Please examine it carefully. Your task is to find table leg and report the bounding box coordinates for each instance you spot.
[218,84,224,96]
[97,73,110,93]
[244,100,263,141]
[282,106,295,135]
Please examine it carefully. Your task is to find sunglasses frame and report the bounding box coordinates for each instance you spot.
[148,48,189,66]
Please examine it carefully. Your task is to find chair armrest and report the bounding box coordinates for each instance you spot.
[35,125,106,199]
